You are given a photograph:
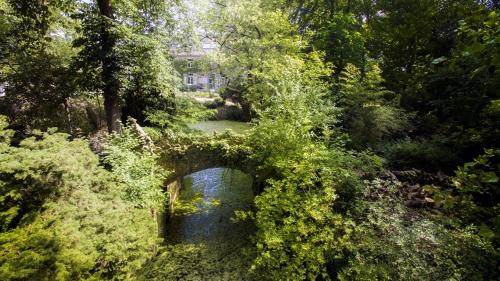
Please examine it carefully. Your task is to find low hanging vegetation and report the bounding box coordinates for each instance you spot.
[0,0,499,280]
[0,117,166,280]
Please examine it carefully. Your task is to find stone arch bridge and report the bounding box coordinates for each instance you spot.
[157,133,259,210]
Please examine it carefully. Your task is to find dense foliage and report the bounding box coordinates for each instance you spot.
[337,61,411,148]
[0,116,166,280]
[211,0,500,279]
[0,0,499,280]
[0,0,78,130]
[235,53,363,279]
[0,0,181,133]
[103,124,167,210]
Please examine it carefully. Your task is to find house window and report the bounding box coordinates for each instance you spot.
[187,73,194,85]
[187,59,193,68]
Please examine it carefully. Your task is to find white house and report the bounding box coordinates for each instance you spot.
[173,38,225,92]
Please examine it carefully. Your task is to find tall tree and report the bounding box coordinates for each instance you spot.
[97,0,121,132]
[367,0,481,107]
[74,0,178,132]
[0,0,77,131]
[205,0,304,119]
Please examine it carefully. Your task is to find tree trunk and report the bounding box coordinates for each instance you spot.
[63,98,73,135]
[240,100,252,122]
[97,0,121,133]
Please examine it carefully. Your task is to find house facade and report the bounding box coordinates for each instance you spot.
[173,38,225,92]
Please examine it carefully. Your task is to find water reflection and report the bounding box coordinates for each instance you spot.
[160,168,256,279]
[187,121,252,135]
[166,167,254,245]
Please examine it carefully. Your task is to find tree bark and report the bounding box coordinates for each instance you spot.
[97,0,121,133]
[63,98,73,135]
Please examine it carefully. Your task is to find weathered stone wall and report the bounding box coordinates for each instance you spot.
[158,133,263,219]
[158,134,256,185]
[162,148,255,185]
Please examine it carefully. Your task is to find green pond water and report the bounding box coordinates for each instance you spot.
[139,168,256,280]
[167,168,254,244]
[187,121,252,135]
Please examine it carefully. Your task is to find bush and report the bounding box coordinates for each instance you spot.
[0,116,161,280]
[248,163,354,280]
[217,105,245,121]
[383,139,460,172]
[240,57,363,280]
[338,62,412,149]
[145,97,217,132]
[103,124,168,210]
[426,149,500,246]
[339,200,499,281]
[204,97,225,109]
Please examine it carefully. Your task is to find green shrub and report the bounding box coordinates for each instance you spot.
[338,170,500,281]
[339,200,499,281]
[426,149,500,246]
[338,62,412,149]
[204,97,225,109]
[240,58,362,280]
[103,124,168,210]
[0,116,160,280]
[218,105,245,121]
[145,97,217,132]
[383,139,460,171]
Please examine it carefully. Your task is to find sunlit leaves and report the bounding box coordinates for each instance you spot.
[103,122,168,210]
[0,119,160,280]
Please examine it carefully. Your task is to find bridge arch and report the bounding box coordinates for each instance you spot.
[157,134,259,212]
[161,144,254,185]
